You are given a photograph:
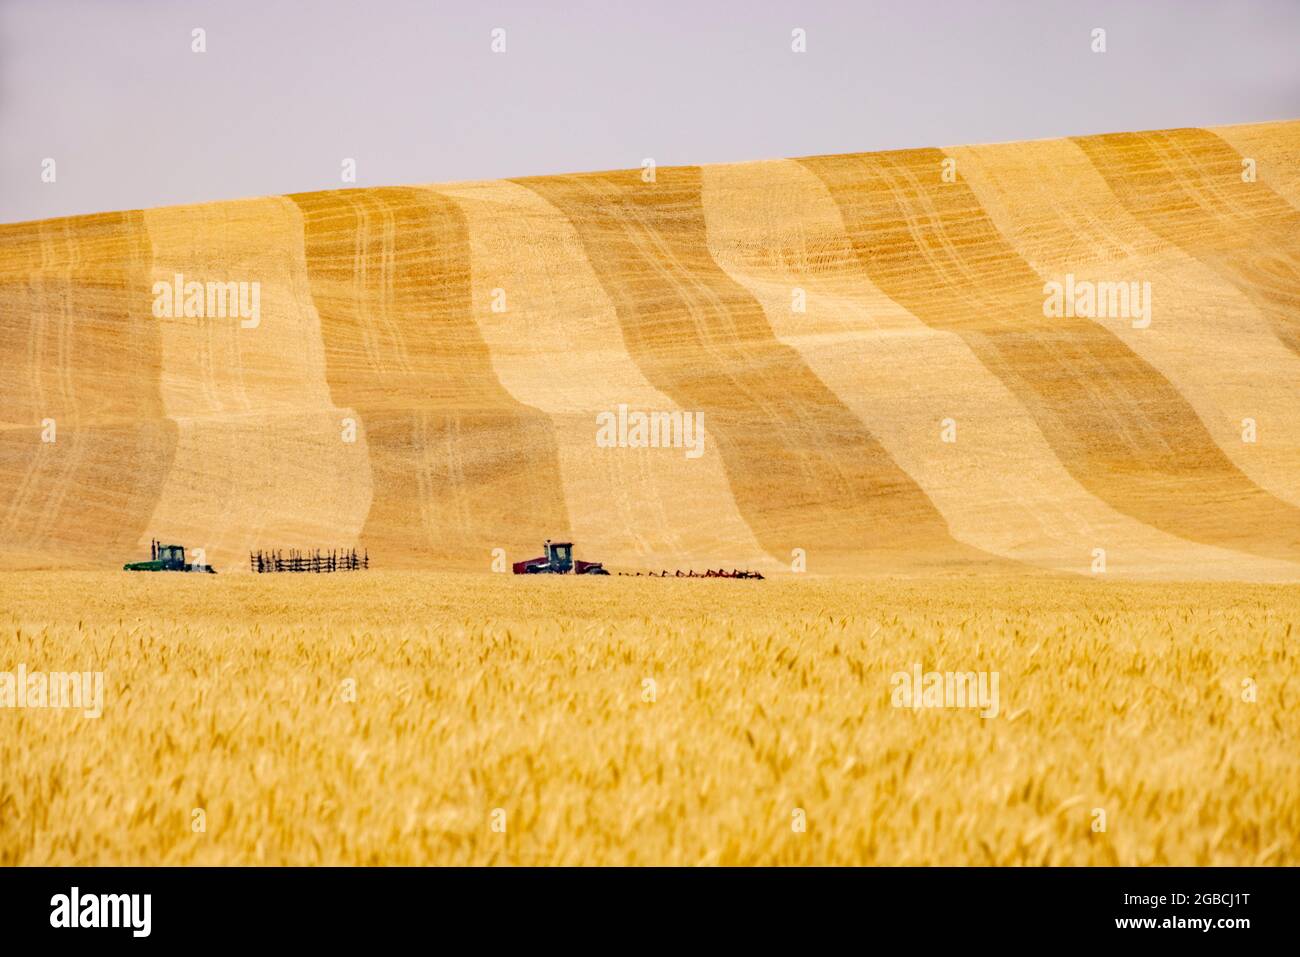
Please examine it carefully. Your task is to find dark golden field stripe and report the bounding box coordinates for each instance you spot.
[288,187,570,567]
[0,212,175,567]
[517,167,1015,573]
[1073,128,1300,358]
[799,148,1300,563]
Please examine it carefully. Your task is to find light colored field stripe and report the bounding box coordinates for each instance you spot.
[518,167,1019,576]
[141,198,371,570]
[951,135,1300,512]
[144,197,343,417]
[289,187,571,569]
[799,148,1300,565]
[1071,128,1300,360]
[431,180,775,573]
[700,159,1300,580]
[0,212,167,426]
[0,212,176,567]
[1212,121,1300,209]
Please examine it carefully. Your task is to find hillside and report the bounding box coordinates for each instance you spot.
[2,121,1299,577]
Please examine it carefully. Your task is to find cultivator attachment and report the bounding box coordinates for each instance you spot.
[619,568,765,579]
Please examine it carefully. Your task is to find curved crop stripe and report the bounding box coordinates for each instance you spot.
[951,137,1300,511]
[141,197,372,568]
[431,180,776,573]
[0,212,165,426]
[0,211,175,568]
[700,159,1300,580]
[1073,128,1300,359]
[1211,121,1300,209]
[517,166,1016,575]
[799,148,1300,563]
[289,187,570,567]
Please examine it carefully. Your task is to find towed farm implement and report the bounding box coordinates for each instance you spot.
[250,548,369,573]
[618,568,764,578]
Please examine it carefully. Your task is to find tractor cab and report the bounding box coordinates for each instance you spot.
[158,544,185,567]
[511,539,607,575]
[544,541,573,572]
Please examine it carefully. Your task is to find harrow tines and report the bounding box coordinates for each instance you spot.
[614,566,764,579]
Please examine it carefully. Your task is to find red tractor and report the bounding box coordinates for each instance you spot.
[513,540,610,575]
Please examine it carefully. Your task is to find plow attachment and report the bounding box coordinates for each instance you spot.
[619,568,765,579]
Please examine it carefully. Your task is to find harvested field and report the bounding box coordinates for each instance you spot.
[3,122,1300,579]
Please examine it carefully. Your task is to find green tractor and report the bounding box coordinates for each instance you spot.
[124,539,216,573]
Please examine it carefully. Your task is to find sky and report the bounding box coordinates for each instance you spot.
[1,0,1298,223]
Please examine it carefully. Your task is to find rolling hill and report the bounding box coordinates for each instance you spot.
[2,120,1299,577]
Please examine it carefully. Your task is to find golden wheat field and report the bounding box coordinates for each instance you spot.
[2,571,1296,866]
[3,120,1300,867]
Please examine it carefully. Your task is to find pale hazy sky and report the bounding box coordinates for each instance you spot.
[2,0,1297,223]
